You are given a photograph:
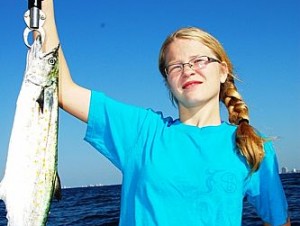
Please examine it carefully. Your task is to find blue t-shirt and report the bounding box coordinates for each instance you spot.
[84,91,288,226]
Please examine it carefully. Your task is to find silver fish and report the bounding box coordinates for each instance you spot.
[0,36,61,226]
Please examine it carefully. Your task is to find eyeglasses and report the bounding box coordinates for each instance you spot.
[165,56,221,77]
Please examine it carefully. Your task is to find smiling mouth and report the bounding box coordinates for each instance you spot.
[182,81,202,89]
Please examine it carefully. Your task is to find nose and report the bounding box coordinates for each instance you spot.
[182,62,193,70]
[182,62,194,76]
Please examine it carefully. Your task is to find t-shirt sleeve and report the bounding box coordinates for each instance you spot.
[84,91,152,171]
[245,141,289,225]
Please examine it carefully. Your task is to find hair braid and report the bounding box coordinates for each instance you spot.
[220,76,265,172]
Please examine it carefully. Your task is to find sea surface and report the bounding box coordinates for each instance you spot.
[0,173,299,225]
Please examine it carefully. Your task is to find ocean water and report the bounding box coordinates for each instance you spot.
[0,173,299,225]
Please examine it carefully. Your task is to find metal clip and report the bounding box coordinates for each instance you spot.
[23,7,46,48]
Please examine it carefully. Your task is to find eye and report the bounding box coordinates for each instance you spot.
[193,57,206,65]
[193,57,207,68]
[48,57,57,65]
[168,64,182,73]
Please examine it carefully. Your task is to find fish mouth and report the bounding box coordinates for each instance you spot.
[182,81,203,89]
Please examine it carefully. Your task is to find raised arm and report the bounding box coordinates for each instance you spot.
[42,0,91,122]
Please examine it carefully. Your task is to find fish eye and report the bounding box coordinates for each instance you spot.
[48,57,57,65]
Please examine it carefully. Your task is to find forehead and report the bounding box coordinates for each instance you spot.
[165,38,214,63]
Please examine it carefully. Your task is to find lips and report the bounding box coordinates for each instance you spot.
[182,81,202,89]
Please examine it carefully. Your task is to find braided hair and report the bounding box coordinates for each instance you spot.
[159,27,264,172]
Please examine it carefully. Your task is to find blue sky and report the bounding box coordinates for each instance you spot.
[0,0,299,187]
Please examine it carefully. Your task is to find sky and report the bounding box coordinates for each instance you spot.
[0,0,299,187]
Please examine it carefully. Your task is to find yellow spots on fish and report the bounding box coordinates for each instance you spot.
[32,199,41,209]
[36,170,41,178]
[42,158,46,168]
[42,146,47,152]
[38,179,45,187]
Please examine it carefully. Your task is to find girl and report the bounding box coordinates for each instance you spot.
[43,1,290,225]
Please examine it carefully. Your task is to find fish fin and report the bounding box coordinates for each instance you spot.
[53,172,62,201]
[36,88,44,113]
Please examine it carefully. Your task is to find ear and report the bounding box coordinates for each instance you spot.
[219,61,228,84]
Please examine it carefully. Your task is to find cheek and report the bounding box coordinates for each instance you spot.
[208,67,225,84]
[202,70,224,94]
[166,77,179,91]
[166,78,182,102]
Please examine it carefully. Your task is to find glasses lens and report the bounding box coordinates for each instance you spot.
[192,57,209,69]
[167,64,182,76]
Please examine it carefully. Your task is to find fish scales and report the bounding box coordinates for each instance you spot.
[0,36,60,226]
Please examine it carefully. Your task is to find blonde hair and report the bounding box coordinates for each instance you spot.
[159,27,265,172]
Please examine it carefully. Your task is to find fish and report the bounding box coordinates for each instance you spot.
[0,35,61,226]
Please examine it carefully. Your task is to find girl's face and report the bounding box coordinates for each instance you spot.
[165,38,228,110]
